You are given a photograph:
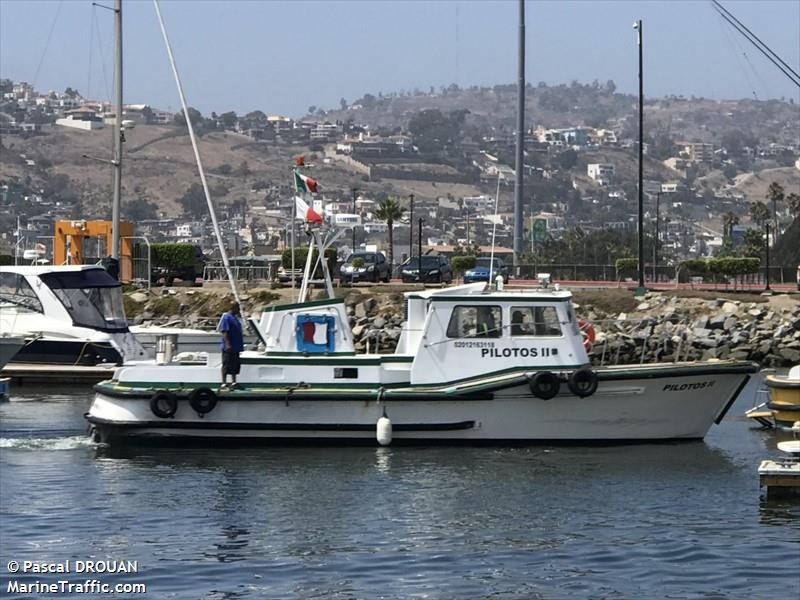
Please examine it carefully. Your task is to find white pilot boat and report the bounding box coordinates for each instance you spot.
[87,280,757,445]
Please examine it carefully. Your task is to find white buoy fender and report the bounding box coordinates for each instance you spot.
[376,416,393,446]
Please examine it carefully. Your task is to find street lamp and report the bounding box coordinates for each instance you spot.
[634,18,645,294]
[408,193,414,262]
[764,222,771,292]
[418,217,424,275]
[351,187,358,252]
[652,191,660,283]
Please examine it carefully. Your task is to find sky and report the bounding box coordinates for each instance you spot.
[1,0,798,118]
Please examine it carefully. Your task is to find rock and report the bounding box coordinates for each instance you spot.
[354,303,367,319]
[780,348,800,363]
[708,315,727,330]
[617,312,627,321]
[373,316,386,329]
[128,292,148,303]
[636,302,650,311]
[723,316,738,331]
[693,316,709,329]
[747,308,762,318]
[363,298,376,312]
[352,324,366,337]
[721,302,738,314]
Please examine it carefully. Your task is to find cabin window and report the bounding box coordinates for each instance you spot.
[295,314,336,353]
[446,305,502,338]
[510,306,562,336]
[41,269,127,332]
[334,368,358,379]
[0,273,43,313]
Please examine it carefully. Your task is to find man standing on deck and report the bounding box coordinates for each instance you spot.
[219,302,244,389]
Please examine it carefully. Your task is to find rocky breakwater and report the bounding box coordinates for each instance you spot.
[579,292,800,368]
[343,291,405,353]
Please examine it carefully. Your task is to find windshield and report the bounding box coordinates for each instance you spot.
[348,254,376,264]
[407,257,440,268]
[40,269,128,332]
[0,272,43,313]
[475,258,500,268]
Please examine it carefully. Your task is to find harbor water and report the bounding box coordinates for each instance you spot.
[1,381,798,599]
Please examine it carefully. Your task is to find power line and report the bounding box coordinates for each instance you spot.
[31,0,63,90]
[712,0,800,87]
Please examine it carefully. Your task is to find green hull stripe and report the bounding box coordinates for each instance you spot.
[263,297,344,312]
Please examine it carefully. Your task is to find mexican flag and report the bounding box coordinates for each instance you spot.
[294,170,318,194]
[295,196,324,224]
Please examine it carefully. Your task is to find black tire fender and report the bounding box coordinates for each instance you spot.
[150,390,178,419]
[529,371,560,400]
[567,367,599,398]
[189,387,218,415]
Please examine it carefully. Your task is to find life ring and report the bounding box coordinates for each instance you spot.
[567,367,599,398]
[189,387,218,415]
[150,390,178,419]
[529,371,561,400]
[578,319,596,351]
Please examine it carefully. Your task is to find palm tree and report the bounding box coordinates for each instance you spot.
[749,201,770,227]
[786,192,800,220]
[374,197,405,271]
[722,211,739,239]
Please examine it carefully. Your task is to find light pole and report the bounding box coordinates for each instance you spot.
[634,18,645,295]
[652,191,660,283]
[351,187,358,252]
[408,193,414,262]
[764,222,771,292]
[418,217,424,275]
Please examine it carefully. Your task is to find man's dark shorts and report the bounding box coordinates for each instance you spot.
[222,350,241,376]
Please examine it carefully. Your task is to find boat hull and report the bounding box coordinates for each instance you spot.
[87,363,754,445]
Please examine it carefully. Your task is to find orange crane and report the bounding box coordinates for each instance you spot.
[54,220,135,281]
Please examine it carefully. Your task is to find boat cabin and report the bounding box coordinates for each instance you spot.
[252,283,589,386]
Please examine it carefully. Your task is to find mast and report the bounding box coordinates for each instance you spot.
[513,0,525,273]
[635,19,645,293]
[111,0,123,261]
[153,0,242,309]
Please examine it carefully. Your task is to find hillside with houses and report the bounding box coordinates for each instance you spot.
[1,77,798,275]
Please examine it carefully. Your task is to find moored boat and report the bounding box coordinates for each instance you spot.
[87,282,757,445]
[763,365,800,429]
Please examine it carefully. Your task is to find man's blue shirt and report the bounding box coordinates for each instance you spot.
[219,312,244,352]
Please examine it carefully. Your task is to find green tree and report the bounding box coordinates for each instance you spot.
[766,181,784,228]
[749,201,770,227]
[722,211,739,239]
[178,183,206,217]
[217,111,238,129]
[173,107,204,129]
[374,197,404,270]
[786,192,800,218]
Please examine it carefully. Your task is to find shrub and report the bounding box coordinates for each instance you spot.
[281,247,336,276]
[151,243,197,269]
[615,258,638,279]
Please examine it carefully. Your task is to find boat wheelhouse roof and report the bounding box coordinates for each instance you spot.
[1,265,109,276]
[404,282,573,302]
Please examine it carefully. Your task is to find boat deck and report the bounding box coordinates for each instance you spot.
[1,363,117,385]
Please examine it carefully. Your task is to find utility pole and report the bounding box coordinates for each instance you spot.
[634,18,645,294]
[351,187,358,252]
[513,0,525,274]
[653,191,660,283]
[111,0,123,264]
[408,193,414,261]
[418,217,424,274]
[764,222,771,292]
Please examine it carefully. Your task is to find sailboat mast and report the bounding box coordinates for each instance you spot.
[513,0,525,273]
[111,0,123,261]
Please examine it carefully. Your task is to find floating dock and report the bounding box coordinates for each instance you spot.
[759,440,800,499]
[0,363,116,386]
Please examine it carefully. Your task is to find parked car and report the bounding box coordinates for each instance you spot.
[339,252,391,284]
[401,255,453,284]
[463,257,510,284]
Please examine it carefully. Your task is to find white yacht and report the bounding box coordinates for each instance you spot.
[0,265,218,367]
[0,335,25,369]
[87,282,757,445]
